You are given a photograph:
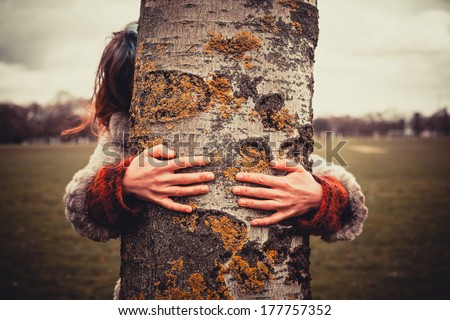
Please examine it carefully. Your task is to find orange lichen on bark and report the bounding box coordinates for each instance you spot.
[143,60,157,72]
[278,0,300,10]
[165,122,175,130]
[292,21,303,33]
[204,31,261,61]
[223,167,239,181]
[259,14,280,33]
[172,214,199,233]
[265,250,278,265]
[212,150,222,166]
[155,43,167,52]
[259,107,296,134]
[155,270,226,300]
[244,55,254,70]
[269,107,296,133]
[207,73,233,105]
[238,146,270,173]
[188,201,199,210]
[206,73,247,119]
[248,110,259,122]
[205,216,249,253]
[165,271,178,288]
[141,72,210,123]
[146,138,163,149]
[224,255,272,292]
[169,259,184,272]
[129,292,146,300]
[187,273,208,299]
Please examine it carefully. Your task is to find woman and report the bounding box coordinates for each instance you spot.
[64,22,368,296]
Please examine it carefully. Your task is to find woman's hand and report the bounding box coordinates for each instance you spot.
[123,144,215,213]
[232,160,323,227]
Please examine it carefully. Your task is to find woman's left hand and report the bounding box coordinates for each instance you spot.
[232,160,323,227]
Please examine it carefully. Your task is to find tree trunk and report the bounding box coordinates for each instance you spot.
[121,0,319,300]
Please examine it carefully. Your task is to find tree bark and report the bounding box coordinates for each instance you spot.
[121,0,319,300]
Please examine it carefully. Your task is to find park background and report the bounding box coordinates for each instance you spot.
[0,0,449,299]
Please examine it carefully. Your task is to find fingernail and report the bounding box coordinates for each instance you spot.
[270,160,277,166]
[201,186,208,192]
[251,220,259,227]
[236,173,243,179]
[233,187,241,193]
[185,207,192,213]
[239,199,246,206]
[207,173,214,179]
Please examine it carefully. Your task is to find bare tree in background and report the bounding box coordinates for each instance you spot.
[122,0,319,299]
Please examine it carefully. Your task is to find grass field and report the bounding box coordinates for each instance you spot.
[0,138,449,299]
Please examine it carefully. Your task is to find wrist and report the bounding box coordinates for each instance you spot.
[308,178,324,212]
[122,171,133,196]
[121,156,137,197]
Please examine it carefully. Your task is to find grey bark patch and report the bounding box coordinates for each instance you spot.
[255,93,284,113]
[244,0,274,10]
[262,227,294,264]
[228,241,274,293]
[236,74,263,99]
[286,238,312,299]
[120,209,242,299]
[237,137,272,165]
[279,124,313,169]
[290,2,319,48]
[184,3,197,8]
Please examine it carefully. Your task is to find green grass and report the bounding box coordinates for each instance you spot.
[311,137,450,299]
[0,144,120,299]
[0,138,449,299]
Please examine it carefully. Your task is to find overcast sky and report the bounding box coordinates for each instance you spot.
[0,0,449,117]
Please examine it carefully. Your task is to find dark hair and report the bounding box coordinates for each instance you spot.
[62,22,138,136]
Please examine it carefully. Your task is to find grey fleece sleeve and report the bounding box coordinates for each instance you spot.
[311,154,368,242]
[64,133,125,242]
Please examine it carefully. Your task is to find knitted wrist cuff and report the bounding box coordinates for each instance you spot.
[85,156,143,229]
[297,175,350,236]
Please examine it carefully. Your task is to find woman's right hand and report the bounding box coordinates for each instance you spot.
[122,144,214,213]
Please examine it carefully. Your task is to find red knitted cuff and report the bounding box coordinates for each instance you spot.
[85,156,143,229]
[297,175,350,236]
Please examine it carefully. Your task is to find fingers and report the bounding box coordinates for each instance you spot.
[235,172,282,187]
[167,156,211,171]
[251,212,288,227]
[237,198,279,211]
[164,185,209,197]
[146,144,176,159]
[157,197,192,213]
[167,172,215,185]
[232,186,279,200]
[270,159,305,173]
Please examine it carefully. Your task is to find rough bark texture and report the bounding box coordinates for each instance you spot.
[121,0,319,299]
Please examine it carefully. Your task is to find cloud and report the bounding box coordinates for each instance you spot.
[313,0,450,116]
[0,0,449,116]
[0,0,140,69]
[0,0,140,103]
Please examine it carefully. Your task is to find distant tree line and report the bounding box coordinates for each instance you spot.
[410,109,450,137]
[0,95,449,144]
[0,94,94,144]
[314,108,450,137]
